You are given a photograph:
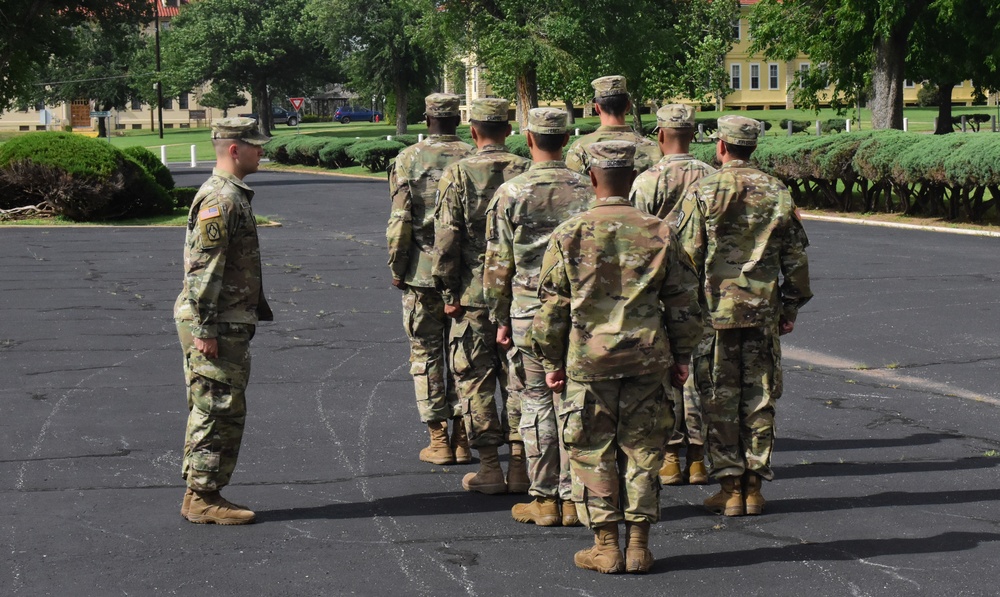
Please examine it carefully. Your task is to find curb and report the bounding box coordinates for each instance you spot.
[801,214,1000,238]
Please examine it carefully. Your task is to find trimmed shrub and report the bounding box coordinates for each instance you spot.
[573,122,600,135]
[170,186,200,210]
[347,139,406,172]
[285,136,329,166]
[505,135,530,159]
[821,119,848,134]
[695,118,718,134]
[778,119,812,134]
[263,136,295,163]
[122,145,174,191]
[392,134,419,146]
[317,138,359,169]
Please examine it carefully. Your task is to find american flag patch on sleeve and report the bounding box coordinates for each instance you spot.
[198,206,220,220]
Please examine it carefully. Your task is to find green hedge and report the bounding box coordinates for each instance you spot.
[285,136,330,166]
[170,186,199,209]
[122,145,174,191]
[347,139,406,172]
[317,138,358,169]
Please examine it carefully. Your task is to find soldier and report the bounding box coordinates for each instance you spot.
[432,98,531,494]
[387,93,474,465]
[630,104,717,486]
[483,108,593,526]
[673,115,812,517]
[175,117,273,525]
[564,75,661,177]
[532,141,702,574]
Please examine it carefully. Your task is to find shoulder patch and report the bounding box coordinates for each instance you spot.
[199,206,221,221]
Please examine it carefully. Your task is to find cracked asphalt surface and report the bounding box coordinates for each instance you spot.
[2,166,999,596]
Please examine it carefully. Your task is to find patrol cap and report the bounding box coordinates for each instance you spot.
[655,104,696,130]
[211,117,270,145]
[470,98,510,122]
[592,75,628,98]
[587,140,636,169]
[711,115,762,146]
[526,108,568,135]
[425,93,461,117]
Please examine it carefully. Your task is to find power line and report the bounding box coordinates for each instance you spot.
[34,72,157,86]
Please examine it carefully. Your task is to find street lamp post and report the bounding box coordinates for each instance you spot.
[154,0,164,139]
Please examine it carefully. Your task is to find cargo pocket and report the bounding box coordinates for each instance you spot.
[401,292,417,339]
[770,332,783,400]
[519,411,540,458]
[449,318,472,375]
[506,347,526,393]
[558,390,586,448]
[188,450,220,473]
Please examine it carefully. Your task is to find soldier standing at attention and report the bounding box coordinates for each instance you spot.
[432,98,531,494]
[564,75,661,177]
[483,108,593,526]
[175,117,273,525]
[673,115,812,517]
[531,141,702,574]
[388,94,474,465]
[630,104,716,487]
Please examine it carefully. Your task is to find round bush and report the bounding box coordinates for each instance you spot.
[170,186,200,209]
[121,145,174,191]
[346,139,406,172]
[317,138,358,169]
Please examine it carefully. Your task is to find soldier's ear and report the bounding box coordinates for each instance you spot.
[561,133,570,148]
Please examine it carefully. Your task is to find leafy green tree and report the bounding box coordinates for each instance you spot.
[163,0,334,131]
[198,80,249,117]
[0,1,149,110]
[309,0,441,135]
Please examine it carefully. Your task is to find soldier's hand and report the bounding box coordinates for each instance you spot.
[545,369,566,393]
[669,363,689,389]
[391,278,407,290]
[194,337,219,359]
[496,325,513,350]
[779,316,795,336]
[444,302,463,319]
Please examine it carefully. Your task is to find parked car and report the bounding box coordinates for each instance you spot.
[238,106,300,126]
[334,105,383,124]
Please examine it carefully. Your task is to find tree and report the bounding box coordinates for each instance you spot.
[750,0,932,129]
[198,80,249,117]
[163,0,335,131]
[308,0,440,135]
[0,1,150,110]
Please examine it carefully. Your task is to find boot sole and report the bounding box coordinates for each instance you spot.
[506,482,530,494]
[454,456,473,464]
[659,474,683,485]
[574,555,624,574]
[512,514,560,526]
[462,480,508,494]
[704,504,745,516]
[687,475,709,485]
[419,455,456,465]
[185,514,255,525]
[745,503,764,515]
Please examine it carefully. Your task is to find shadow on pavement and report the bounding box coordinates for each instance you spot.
[257,491,525,523]
[775,456,1000,480]
[780,432,964,452]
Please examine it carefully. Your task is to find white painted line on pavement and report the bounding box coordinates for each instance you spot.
[801,214,1000,238]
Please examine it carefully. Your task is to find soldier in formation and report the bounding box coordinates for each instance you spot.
[483,108,593,527]
[174,117,273,525]
[565,76,662,177]
[532,141,703,573]
[387,94,474,466]
[432,98,531,494]
[630,104,717,486]
[672,115,813,516]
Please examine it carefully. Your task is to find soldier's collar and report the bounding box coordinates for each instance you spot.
[530,160,566,170]
[478,143,508,153]
[212,167,255,198]
[662,152,695,161]
[592,195,630,207]
[597,124,632,132]
[721,159,752,169]
[428,134,461,141]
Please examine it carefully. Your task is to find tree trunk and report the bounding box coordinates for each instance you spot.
[934,83,956,134]
[515,66,538,133]
[870,32,907,130]
[394,80,408,135]
[253,80,272,132]
[563,99,575,125]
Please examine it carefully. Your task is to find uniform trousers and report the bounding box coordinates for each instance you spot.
[401,286,460,423]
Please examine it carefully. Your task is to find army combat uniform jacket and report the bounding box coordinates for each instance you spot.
[565,125,662,177]
[174,168,272,338]
[388,135,475,287]
[531,196,703,382]
[630,153,716,222]
[672,159,812,329]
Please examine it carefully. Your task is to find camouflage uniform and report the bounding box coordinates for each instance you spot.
[531,141,702,528]
[630,104,718,454]
[388,94,474,423]
[673,116,812,481]
[174,157,273,492]
[483,108,593,500]
[433,108,530,448]
[565,76,661,176]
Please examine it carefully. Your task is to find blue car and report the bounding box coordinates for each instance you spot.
[334,105,383,124]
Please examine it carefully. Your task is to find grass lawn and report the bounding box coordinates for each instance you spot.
[3,210,274,227]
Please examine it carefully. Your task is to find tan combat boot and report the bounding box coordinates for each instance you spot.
[185,491,255,525]
[451,419,472,464]
[511,496,560,526]
[685,444,708,485]
[743,471,766,515]
[574,523,625,574]
[624,522,654,574]
[659,444,682,485]
[561,500,581,527]
[180,487,194,518]
[506,442,530,493]
[461,445,507,494]
[419,421,455,465]
[703,476,744,516]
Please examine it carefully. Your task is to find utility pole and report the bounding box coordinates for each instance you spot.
[154,0,164,139]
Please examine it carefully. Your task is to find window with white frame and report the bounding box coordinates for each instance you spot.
[750,63,760,90]
[769,63,780,90]
[731,64,741,90]
[798,63,810,87]
[904,80,914,88]
[732,19,741,40]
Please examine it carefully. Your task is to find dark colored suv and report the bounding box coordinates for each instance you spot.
[238,106,300,126]
[334,105,383,124]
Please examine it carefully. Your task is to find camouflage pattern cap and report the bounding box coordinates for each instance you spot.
[587,140,636,169]
[711,115,762,146]
[656,104,696,129]
[425,93,462,117]
[470,98,510,122]
[527,108,568,134]
[211,117,270,145]
[592,75,628,98]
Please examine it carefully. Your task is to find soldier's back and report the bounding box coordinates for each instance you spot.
[566,126,661,175]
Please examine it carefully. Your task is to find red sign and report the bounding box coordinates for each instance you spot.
[289,97,304,111]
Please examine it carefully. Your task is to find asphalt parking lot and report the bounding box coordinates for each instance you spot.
[2,165,998,596]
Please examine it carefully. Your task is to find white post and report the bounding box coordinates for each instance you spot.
[160,145,167,166]
[787,121,793,136]
[815,120,822,136]
[698,124,704,143]
[934,117,938,131]
[190,145,197,167]
[575,128,580,136]
[846,119,852,133]
[418,134,424,142]
[903,117,909,132]
[386,135,392,141]
[961,115,968,133]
